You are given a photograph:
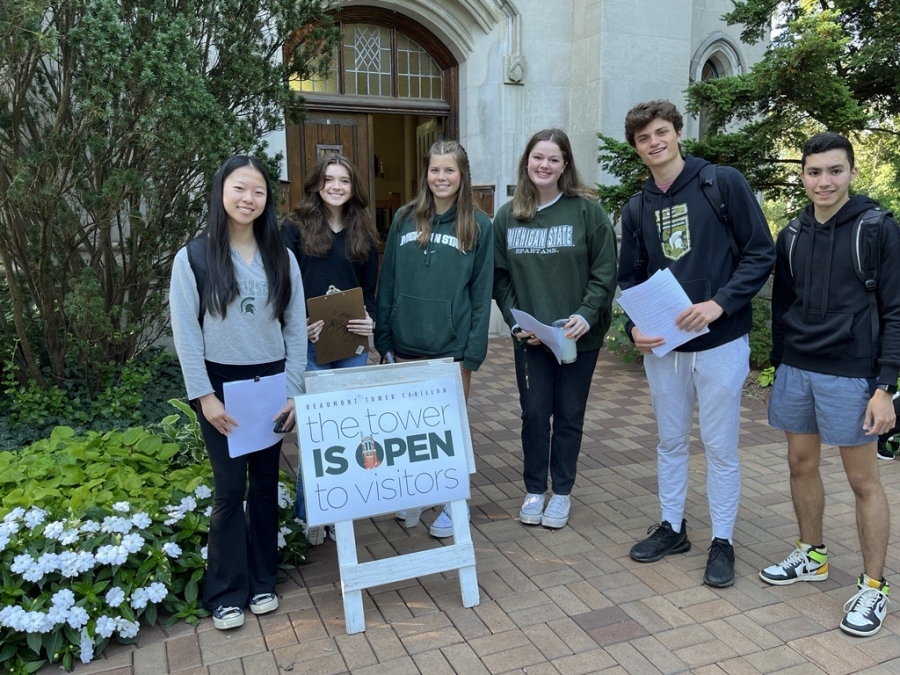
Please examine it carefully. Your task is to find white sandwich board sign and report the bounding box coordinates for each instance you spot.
[297,359,479,633]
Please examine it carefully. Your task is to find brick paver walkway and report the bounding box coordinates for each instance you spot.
[51,338,900,674]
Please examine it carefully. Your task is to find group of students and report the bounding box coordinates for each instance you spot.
[170,99,898,639]
[170,129,616,630]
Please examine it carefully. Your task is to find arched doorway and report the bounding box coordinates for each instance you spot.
[285,7,458,239]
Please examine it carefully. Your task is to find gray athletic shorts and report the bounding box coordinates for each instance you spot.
[768,364,875,447]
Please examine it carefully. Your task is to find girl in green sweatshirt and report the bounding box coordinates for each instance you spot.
[375,140,493,538]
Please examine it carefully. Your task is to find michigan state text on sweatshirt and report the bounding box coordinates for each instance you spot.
[771,194,900,384]
[617,155,775,352]
[374,205,493,371]
[492,195,617,352]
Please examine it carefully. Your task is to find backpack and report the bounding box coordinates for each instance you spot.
[625,163,740,272]
[782,207,893,361]
[185,236,209,328]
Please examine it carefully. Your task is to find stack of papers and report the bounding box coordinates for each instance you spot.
[615,268,708,357]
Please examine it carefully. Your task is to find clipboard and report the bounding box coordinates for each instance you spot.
[306,286,369,365]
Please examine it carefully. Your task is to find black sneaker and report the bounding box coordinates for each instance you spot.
[630,519,691,562]
[704,538,735,587]
[877,441,894,461]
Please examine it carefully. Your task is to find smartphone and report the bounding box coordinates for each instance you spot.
[273,411,294,434]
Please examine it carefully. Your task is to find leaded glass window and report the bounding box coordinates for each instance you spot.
[292,23,443,100]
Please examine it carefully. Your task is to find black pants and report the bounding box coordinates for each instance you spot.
[514,345,599,496]
[199,360,284,611]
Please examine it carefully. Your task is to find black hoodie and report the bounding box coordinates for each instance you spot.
[771,194,900,384]
[618,155,776,352]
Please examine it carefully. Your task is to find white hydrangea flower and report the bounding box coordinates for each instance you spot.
[4,519,20,535]
[23,611,54,634]
[194,485,212,499]
[24,507,47,529]
[3,507,25,523]
[130,587,149,610]
[36,552,61,576]
[277,482,292,509]
[200,546,208,561]
[162,542,182,558]
[164,513,185,526]
[277,526,291,549]
[0,531,8,553]
[121,533,145,554]
[58,552,84,578]
[100,516,132,535]
[178,496,197,513]
[79,627,94,664]
[0,605,25,630]
[52,589,76,609]
[74,552,96,574]
[47,604,69,625]
[116,618,140,639]
[10,554,34,575]
[67,606,89,630]
[146,582,168,603]
[95,545,128,566]
[43,520,65,540]
[204,506,212,518]
[105,587,125,607]
[80,520,101,534]
[131,512,152,529]
[95,615,118,638]
[59,529,80,546]
[112,501,130,513]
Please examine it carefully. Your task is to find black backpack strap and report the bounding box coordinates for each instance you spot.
[852,208,891,364]
[625,191,647,273]
[186,236,208,328]
[783,218,801,279]
[699,164,740,259]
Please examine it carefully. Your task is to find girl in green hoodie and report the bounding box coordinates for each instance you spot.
[375,140,493,537]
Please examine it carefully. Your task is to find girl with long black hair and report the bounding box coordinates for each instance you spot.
[170,155,307,629]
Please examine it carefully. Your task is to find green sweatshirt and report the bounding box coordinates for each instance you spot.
[375,205,494,371]
[493,195,617,351]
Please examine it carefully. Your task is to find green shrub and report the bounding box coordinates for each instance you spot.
[605,306,643,364]
[0,348,186,452]
[749,295,772,370]
[0,408,308,674]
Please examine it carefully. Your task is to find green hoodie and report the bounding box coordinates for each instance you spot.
[493,195,617,351]
[375,205,493,371]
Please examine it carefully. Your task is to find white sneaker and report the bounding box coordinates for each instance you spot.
[249,593,278,615]
[541,494,571,529]
[429,503,470,538]
[395,508,423,528]
[430,504,454,538]
[212,606,244,630]
[519,493,545,525]
[759,542,828,585]
[304,523,325,546]
[840,575,890,637]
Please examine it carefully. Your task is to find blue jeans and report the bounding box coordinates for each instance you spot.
[295,341,369,520]
[514,345,599,496]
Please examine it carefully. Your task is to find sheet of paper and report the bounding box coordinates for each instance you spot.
[511,309,567,364]
[616,268,709,357]
[223,372,287,457]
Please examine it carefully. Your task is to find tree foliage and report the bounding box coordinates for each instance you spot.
[598,0,900,218]
[0,0,339,391]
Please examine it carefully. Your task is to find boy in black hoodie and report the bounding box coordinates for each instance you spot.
[760,132,899,637]
[618,100,775,588]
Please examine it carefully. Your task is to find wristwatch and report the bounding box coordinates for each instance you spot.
[876,383,898,395]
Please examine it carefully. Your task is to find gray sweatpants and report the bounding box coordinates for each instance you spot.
[642,335,750,542]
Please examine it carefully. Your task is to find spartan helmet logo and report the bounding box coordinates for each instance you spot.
[240,296,256,314]
[656,204,692,261]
